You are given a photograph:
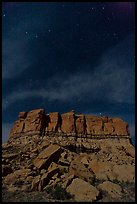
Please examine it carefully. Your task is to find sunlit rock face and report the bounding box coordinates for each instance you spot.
[8,108,130,150]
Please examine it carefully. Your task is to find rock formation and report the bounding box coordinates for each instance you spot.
[2,108,135,202]
[8,108,130,150]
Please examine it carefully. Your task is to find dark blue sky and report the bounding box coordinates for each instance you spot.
[2,2,135,144]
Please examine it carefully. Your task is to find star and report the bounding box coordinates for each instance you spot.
[102,6,105,10]
[48,29,51,33]
[113,33,117,37]
[35,34,39,38]
[25,31,28,35]
[3,14,6,17]
[89,7,96,12]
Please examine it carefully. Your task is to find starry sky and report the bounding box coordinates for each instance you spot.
[2,2,135,144]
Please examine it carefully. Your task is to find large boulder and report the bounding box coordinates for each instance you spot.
[112,164,135,182]
[66,178,99,202]
[98,181,122,198]
[31,162,60,191]
[4,169,31,185]
[89,161,116,181]
[69,159,95,184]
[33,144,63,170]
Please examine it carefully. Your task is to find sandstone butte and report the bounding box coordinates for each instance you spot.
[8,108,131,147]
[2,108,135,202]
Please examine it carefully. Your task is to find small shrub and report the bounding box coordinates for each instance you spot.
[48,184,73,200]
[14,180,24,186]
[111,179,120,184]
[94,178,105,186]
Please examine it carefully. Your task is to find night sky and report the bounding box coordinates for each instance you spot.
[2,2,135,144]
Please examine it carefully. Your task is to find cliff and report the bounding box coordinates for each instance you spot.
[8,108,131,150]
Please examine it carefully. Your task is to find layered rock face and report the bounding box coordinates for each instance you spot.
[2,108,135,202]
[9,109,130,149]
[10,109,46,138]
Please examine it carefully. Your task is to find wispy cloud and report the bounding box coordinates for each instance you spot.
[2,37,31,79]
[2,5,56,79]
[2,13,34,79]
[2,33,135,110]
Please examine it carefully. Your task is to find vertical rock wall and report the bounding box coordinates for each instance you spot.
[9,109,130,144]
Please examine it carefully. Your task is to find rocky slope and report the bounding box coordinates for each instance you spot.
[2,108,135,202]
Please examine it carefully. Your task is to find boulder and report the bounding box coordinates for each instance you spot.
[4,169,31,185]
[33,144,62,169]
[80,155,89,166]
[98,181,122,198]
[66,178,99,201]
[31,175,41,191]
[40,162,59,190]
[69,160,95,184]
[62,173,76,188]
[89,161,116,181]
[112,164,135,182]
[47,162,59,175]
